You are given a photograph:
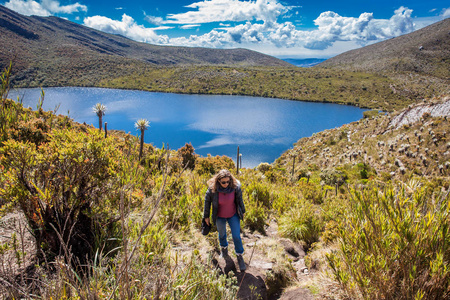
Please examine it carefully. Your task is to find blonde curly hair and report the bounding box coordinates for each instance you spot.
[207,169,238,192]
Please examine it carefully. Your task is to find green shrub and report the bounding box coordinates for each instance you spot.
[194,154,235,176]
[160,194,199,231]
[320,169,347,186]
[278,202,322,250]
[0,128,128,264]
[244,200,267,234]
[363,109,380,119]
[272,190,299,216]
[178,142,197,170]
[321,220,339,245]
[327,182,450,300]
[257,162,272,173]
[246,181,271,208]
[264,168,286,183]
[9,117,50,146]
[297,179,323,204]
[355,163,371,180]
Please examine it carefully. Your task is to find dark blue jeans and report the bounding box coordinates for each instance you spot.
[216,213,244,255]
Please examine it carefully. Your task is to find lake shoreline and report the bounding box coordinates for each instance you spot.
[9,87,368,168]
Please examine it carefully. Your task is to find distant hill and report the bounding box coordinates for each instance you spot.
[0,5,291,84]
[281,58,327,67]
[319,18,450,80]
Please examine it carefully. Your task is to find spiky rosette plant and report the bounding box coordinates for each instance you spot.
[135,118,150,160]
[93,103,106,130]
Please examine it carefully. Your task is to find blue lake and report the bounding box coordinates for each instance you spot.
[9,87,367,168]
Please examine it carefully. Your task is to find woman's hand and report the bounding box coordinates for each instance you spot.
[205,218,210,226]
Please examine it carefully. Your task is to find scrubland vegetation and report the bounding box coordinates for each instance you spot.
[12,61,447,113]
[96,66,425,112]
[1,61,449,300]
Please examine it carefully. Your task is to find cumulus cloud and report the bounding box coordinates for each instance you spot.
[155,6,417,53]
[79,3,419,54]
[166,0,290,24]
[4,0,87,16]
[385,6,414,36]
[83,14,170,44]
[302,7,415,50]
[170,30,231,48]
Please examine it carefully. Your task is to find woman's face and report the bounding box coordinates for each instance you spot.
[218,176,230,187]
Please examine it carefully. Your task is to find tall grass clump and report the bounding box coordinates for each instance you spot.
[241,177,274,234]
[278,200,322,250]
[327,181,450,300]
[244,200,268,234]
[246,181,272,208]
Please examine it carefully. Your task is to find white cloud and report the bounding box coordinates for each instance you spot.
[385,6,414,36]
[301,7,415,50]
[196,136,235,149]
[145,14,164,25]
[180,24,201,29]
[226,21,267,43]
[41,0,86,14]
[152,6,418,54]
[4,0,87,16]
[170,30,231,48]
[166,0,290,24]
[79,4,419,55]
[170,6,417,52]
[83,14,170,44]
[312,11,374,39]
[442,8,450,18]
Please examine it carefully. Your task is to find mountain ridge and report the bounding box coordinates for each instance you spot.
[0,5,291,73]
[319,18,450,80]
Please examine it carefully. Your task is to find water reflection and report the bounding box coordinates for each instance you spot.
[9,87,366,168]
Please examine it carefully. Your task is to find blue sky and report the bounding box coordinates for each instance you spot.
[2,0,449,58]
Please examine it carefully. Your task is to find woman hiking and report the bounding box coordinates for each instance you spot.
[203,169,247,271]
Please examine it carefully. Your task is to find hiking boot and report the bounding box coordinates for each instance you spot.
[220,247,229,258]
[237,254,246,271]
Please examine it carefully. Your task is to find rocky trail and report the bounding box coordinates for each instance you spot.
[208,219,316,300]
